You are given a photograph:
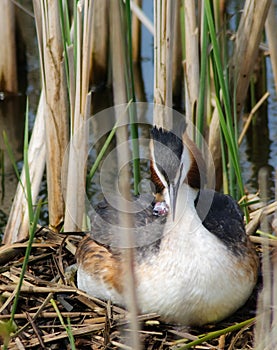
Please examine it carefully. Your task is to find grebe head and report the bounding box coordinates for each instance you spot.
[150,126,193,220]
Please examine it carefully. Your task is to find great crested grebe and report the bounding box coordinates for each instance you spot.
[76,126,258,326]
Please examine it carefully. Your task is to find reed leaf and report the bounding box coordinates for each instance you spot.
[196,8,208,147]
[205,1,244,201]
[57,0,71,94]
[23,99,34,225]
[124,0,140,195]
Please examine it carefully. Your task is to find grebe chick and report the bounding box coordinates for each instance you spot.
[76,127,258,326]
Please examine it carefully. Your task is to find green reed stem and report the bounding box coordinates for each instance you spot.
[50,298,76,350]
[205,1,245,202]
[58,0,71,91]
[178,317,255,349]
[197,9,208,147]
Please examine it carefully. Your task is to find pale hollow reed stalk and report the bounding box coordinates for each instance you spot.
[90,0,109,86]
[110,0,140,348]
[3,95,46,243]
[0,0,17,93]
[64,1,93,231]
[153,0,175,130]
[34,0,69,230]
[184,0,199,139]
[265,1,277,97]
[230,0,271,118]
[254,168,275,349]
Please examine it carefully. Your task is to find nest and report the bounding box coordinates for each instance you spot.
[0,225,263,350]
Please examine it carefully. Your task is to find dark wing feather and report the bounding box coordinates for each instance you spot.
[195,189,247,255]
[88,194,166,256]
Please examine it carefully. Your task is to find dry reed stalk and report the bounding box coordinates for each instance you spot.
[164,1,175,110]
[0,0,17,92]
[125,2,146,102]
[254,167,272,349]
[130,0,154,35]
[132,0,142,63]
[153,0,166,108]
[207,108,222,190]
[153,0,175,129]
[172,0,182,106]
[9,324,106,349]
[273,171,277,346]
[0,312,105,320]
[249,200,277,220]
[90,0,109,86]
[184,0,199,133]
[238,92,270,146]
[110,2,140,348]
[230,0,271,117]
[34,0,69,230]
[265,2,277,97]
[64,1,93,231]
[250,236,277,247]
[3,94,46,243]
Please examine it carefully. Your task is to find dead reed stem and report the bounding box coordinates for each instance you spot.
[230,0,271,117]
[64,1,93,231]
[153,0,175,129]
[265,1,277,97]
[172,0,182,105]
[254,167,273,348]
[34,0,69,230]
[3,95,46,243]
[238,92,270,146]
[90,0,109,86]
[0,0,17,92]
[110,1,140,347]
[132,0,142,63]
[207,108,221,190]
[184,0,199,133]
[130,0,154,35]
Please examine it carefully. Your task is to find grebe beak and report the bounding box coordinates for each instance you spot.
[169,183,179,221]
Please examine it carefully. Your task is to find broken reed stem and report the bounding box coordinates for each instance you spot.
[238,92,270,145]
[130,0,154,35]
[0,313,105,320]
[3,94,46,243]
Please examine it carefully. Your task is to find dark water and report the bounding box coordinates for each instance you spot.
[0,1,277,235]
